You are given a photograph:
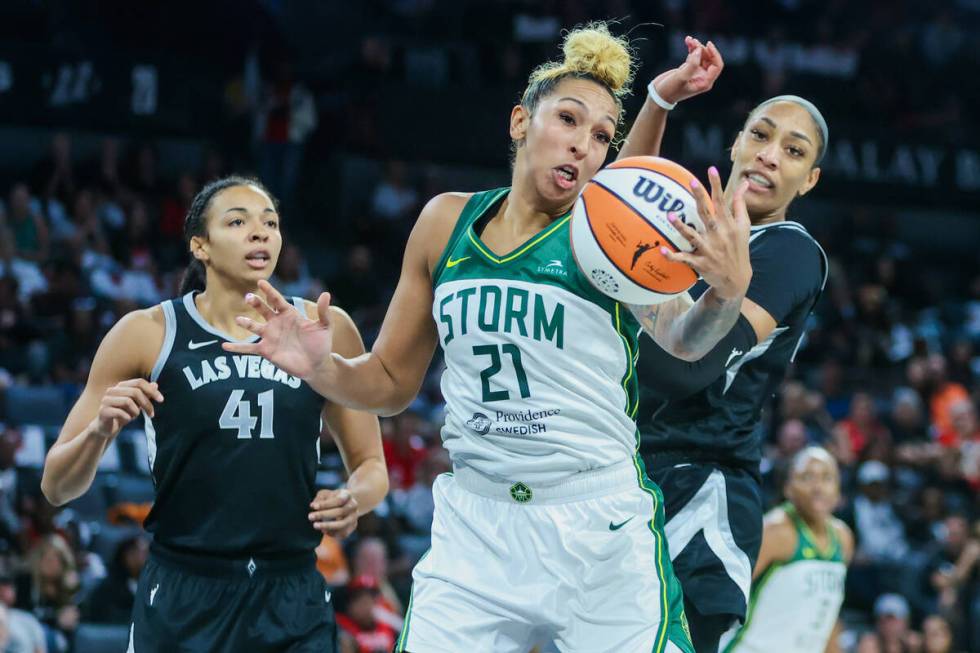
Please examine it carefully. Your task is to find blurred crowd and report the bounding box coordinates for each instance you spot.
[0,1,977,652]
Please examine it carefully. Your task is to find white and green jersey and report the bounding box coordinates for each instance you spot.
[724,504,847,653]
[432,188,642,486]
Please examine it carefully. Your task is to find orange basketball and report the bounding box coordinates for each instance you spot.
[570,156,706,304]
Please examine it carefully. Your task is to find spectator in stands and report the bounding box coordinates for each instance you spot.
[369,161,417,224]
[392,447,450,563]
[337,575,397,653]
[872,593,922,653]
[382,408,428,491]
[270,243,322,300]
[922,614,954,653]
[30,134,75,209]
[327,245,386,320]
[921,515,979,631]
[843,461,911,607]
[315,534,350,587]
[835,392,892,462]
[26,535,79,653]
[350,537,402,631]
[0,425,25,554]
[888,387,929,444]
[84,535,147,624]
[0,226,47,304]
[0,572,47,653]
[925,354,970,436]
[5,184,48,265]
[255,59,317,211]
[0,277,35,380]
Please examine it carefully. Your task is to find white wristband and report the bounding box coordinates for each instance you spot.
[647,80,677,111]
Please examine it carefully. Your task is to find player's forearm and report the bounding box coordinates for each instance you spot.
[617,97,669,160]
[41,423,110,506]
[346,456,389,516]
[306,352,417,417]
[667,287,745,360]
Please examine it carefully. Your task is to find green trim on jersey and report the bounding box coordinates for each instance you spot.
[434,188,621,310]
[723,559,784,653]
[614,303,641,418]
[467,213,571,265]
[784,503,844,562]
[432,188,509,287]
[630,452,693,653]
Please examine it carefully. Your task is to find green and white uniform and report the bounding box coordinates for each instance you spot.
[723,504,846,653]
[397,189,693,653]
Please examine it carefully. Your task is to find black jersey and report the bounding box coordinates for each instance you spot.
[638,221,827,468]
[142,292,325,557]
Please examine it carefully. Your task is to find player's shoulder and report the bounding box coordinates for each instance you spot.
[829,516,855,562]
[99,305,167,376]
[752,221,821,252]
[417,192,475,230]
[411,192,477,272]
[115,305,166,335]
[763,506,800,560]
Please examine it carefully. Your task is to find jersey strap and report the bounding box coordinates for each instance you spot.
[783,503,842,562]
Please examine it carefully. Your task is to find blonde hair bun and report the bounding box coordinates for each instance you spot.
[528,22,634,99]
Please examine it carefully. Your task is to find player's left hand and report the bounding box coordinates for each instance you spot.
[309,488,359,539]
[650,36,724,105]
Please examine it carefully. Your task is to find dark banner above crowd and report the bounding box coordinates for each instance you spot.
[0,48,221,136]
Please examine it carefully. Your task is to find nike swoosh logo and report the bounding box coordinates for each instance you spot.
[446,256,471,269]
[609,516,635,531]
[188,339,219,350]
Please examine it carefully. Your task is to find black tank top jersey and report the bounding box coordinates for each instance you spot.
[142,292,324,557]
[639,221,828,468]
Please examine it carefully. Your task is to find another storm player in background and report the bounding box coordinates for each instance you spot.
[723,447,852,653]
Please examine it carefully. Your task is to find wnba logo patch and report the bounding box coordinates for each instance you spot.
[466,413,492,435]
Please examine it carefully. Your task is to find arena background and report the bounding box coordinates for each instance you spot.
[0,1,978,651]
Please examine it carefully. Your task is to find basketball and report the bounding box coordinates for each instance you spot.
[570,156,707,305]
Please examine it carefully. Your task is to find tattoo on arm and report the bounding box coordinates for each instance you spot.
[626,293,691,346]
[626,302,661,340]
[629,290,741,361]
[666,288,743,361]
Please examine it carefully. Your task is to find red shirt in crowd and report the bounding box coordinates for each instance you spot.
[336,614,397,653]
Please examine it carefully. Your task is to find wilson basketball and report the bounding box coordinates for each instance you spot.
[570,155,706,304]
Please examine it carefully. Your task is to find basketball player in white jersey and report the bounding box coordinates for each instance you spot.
[722,447,853,653]
[224,22,752,653]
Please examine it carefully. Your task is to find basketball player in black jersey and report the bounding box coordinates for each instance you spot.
[619,38,829,652]
[40,177,388,652]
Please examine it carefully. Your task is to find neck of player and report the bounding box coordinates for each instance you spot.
[195,273,268,340]
[507,168,574,232]
[797,505,830,539]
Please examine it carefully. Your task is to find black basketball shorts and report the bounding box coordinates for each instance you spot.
[128,543,336,653]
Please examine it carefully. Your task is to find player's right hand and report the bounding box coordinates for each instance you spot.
[222,279,335,380]
[91,379,164,440]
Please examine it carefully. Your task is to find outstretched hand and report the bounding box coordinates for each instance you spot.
[661,167,752,300]
[222,279,335,380]
[651,36,724,105]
